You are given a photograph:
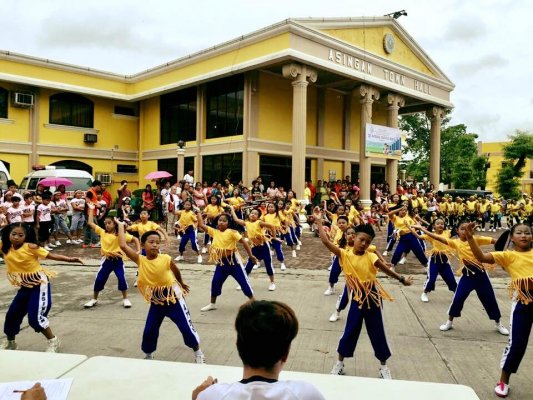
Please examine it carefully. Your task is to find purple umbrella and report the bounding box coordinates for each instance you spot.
[144,171,173,180]
[39,177,73,187]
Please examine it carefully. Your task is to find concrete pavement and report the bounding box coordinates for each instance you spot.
[0,230,530,399]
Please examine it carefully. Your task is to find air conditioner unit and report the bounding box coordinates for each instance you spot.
[95,173,112,184]
[12,92,34,108]
[84,133,98,143]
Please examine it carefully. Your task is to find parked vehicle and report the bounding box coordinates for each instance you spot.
[442,189,493,199]
[19,167,93,197]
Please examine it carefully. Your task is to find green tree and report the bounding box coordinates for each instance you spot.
[496,131,533,199]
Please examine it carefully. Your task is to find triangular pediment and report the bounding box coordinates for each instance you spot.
[291,18,452,84]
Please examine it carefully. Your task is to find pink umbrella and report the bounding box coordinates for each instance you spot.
[144,171,173,180]
[39,177,73,187]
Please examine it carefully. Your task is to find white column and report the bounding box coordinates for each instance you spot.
[359,85,380,210]
[176,148,185,182]
[426,106,444,188]
[282,63,317,197]
[386,93,405,190]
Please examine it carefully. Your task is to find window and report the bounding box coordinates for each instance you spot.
[49,93,94,128]
[0,87,7,118]
[160,87,197,145]
[117,164,138,173]
[206,75,243,139]
[114,105,137,116]
[203,153,242,184]
[157,157,194,185]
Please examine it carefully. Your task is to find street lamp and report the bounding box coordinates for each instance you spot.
[176,140,186,182]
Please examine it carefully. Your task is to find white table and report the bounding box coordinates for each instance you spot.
[0,350,87,382]
[62,356,479,399]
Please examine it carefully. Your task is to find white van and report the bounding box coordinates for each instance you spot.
[19,167,94,196]
[0,161,12,191]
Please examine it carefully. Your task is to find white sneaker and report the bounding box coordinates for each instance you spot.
[197,255,203,263]
[201,247,207,254]
[440,320,453,331]
[133,280,138,287]
[292,250,297,258]
[201,303,217,312]
[329,311,340,322]
[296,244,301,251]
[236,285,242,291]
[280,263,286,271]
[496,323,510,335]
[324,287,335,296]
[46,336,60,353]
[253,263,259,270]
[379,365,392,379]
[383,250,388,256]
[84,299,98,308]
[44,246,54,251]
[399,257,406,265]
[270,250,274,256]
[144,353,154,360]
[420,292,429,303]
[194,353,206,364]
[66,239,72,244]
[330,361,345,375]
[481,228,486,232]
[297,240,302,246]
[47,243,56,248]
[123,299,132,308]
[268,283,276,291]
[54,241,61,246]
[494,381,509,397]
[0,339,17,350]
[174,255,183,261]
[327,265,332,271]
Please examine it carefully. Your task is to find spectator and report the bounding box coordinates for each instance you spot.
[183,169,195,185]
[142,184,156,219]
[193,300,325,400]
[117,180,132,209]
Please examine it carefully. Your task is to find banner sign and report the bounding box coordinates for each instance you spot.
[365,123,402,159]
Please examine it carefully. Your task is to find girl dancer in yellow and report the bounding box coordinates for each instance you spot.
[0,223,82,352]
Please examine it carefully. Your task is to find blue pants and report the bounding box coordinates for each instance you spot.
[338,296,391,362]
[270,238,285,262]
[179,225,199,253]
[423,255,457,293]
[391,233,428,266]
[385,223,397,252]
[289,226,298,245]
[211,254,254,298]
[284,231,295,247]
[94,257,128,292]
[142,287,200,354]
[335,285,350,312]
[245,243,274,276]
[501,298,533,374]
[4,277,52,336]
[447,268,501,321]
[328,256,341,285]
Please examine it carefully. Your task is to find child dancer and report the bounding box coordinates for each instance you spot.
[117,221,205,362]
[174,200,202,263]
[128,210,169,248]
[261,202,287,271]
[413,221,509,334]
[282,201,298,258]
[83,205,140,309]
[316,216,412,379]
[465,222,532,398]
[230,206,277,291]
[324,215,349,296]
[196,210,257,311]
[0,223,82,352]
[201,195,225,254]
[286,190,303,248]
[408,218,457,302]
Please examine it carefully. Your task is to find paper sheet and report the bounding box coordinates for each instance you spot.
[0,378,72,400]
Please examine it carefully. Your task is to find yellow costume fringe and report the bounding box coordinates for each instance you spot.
[509,278,533,305]
[7,268,57,288]
[208,248,242,266]
[137,281,182,305]
[345,275,394,309]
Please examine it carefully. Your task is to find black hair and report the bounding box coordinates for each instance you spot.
[249,207,263,218]
[208,195,221,206]
[23,192,33,200]
[353,223,376,239]
[235,300,298,370]
[337,215,349,224]
[42,193,52,200]
[121,180,128,185]
[92,180,102,187]
[495,223,532,251]
[140,230,160,245]
[1,223,37,254]
[213,213,239,230]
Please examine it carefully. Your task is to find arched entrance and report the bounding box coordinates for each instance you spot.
[50,160,93,174]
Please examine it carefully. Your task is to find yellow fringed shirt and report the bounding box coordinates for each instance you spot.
[94,226,134,258]
[445,236,493,274]
[205,226,242,265]
[137,254,182,305]
[0,242,56,287]
[339,249,394,309]
[421,230,453,257]
[491,249,533,304]
[244,220,267,247]
[204,204,223,221]
[129,221,160,237]
[177,210,197,232]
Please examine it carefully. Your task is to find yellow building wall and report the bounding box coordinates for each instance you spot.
[139,160,158,188]
[309,159,317,183]
[349,102,362,151]
[321,27,434,77]
[323,90,344,149]
[0,153,29,184]
[323,160,343,182]
[139,97,161,149]
[257,72,292,142]
[0,82,31,142]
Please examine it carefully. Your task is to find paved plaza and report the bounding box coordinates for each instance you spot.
[0,229,530,399]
